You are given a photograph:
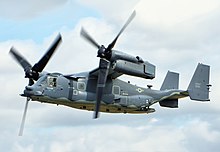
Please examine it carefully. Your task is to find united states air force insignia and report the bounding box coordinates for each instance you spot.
[136,88,144,93]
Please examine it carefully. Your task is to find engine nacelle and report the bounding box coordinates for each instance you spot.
[111,50,144,63]
[112,60,155,79]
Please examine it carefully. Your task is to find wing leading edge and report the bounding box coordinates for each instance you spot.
[89,67,123,79]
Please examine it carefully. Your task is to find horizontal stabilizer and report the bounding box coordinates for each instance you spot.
[159,99,178,108]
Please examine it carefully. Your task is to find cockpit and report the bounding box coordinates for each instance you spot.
[46,73,62,88]
[47,76,57,87]
[35,73,61,88]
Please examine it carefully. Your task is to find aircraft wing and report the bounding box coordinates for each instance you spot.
[64,67,123,80]
[89,67,123,79]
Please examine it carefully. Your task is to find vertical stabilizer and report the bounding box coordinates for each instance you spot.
[160,71,179,90]
[159,71,179,108]
[187,63,210,101]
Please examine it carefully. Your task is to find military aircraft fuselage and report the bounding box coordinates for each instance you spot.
[23,72,188,115]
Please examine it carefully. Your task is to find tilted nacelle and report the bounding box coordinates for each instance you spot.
[112,60,155,79]
[111,50,156,79]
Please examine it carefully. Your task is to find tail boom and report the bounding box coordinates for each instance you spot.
[158,63,211,109]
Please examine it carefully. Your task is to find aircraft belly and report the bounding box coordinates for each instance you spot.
[30,96,155,114]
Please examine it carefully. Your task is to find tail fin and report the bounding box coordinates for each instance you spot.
[160,71,179,90]
[159,71,179,108]
[187,63,211,101]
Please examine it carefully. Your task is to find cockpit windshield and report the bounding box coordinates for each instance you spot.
[36,75,47,85]
[47,76,57,87]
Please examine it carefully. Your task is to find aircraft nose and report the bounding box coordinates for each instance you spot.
[24,85,43,96]
[25,86,33,91]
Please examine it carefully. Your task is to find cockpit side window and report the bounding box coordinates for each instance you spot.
[47,76,57,87]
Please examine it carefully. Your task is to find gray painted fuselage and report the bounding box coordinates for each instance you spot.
[24,72,187,115]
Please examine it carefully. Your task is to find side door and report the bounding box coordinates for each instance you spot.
[112,85,128,106]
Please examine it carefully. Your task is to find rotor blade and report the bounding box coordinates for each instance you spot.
[9,47,32,71]
[18,98,30,136]
[32,33,62,73]
[94,59,110,119]
[80,27,100,49]
[28,78,34,86]
[106,10,136,51]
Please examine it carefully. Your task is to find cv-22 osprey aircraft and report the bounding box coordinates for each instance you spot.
[10,11,211,136]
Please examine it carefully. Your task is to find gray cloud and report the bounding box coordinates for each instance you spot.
[0,0,68,20]
[4,116,220,152]
[79,0,139,20]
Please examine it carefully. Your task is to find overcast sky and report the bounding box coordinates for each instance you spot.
[0,0,220,152]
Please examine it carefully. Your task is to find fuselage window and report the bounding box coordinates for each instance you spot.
[112,85,120,95]
[47,76,57,87]
[77,82,86,91]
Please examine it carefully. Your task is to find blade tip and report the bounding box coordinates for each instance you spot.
[93,112,100,119]
[18,130,23,136]
[57,33,62,42]
[9,46,15,53]
[18,133,23,136]
[131,10,136,18]
[80,27,86,35]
